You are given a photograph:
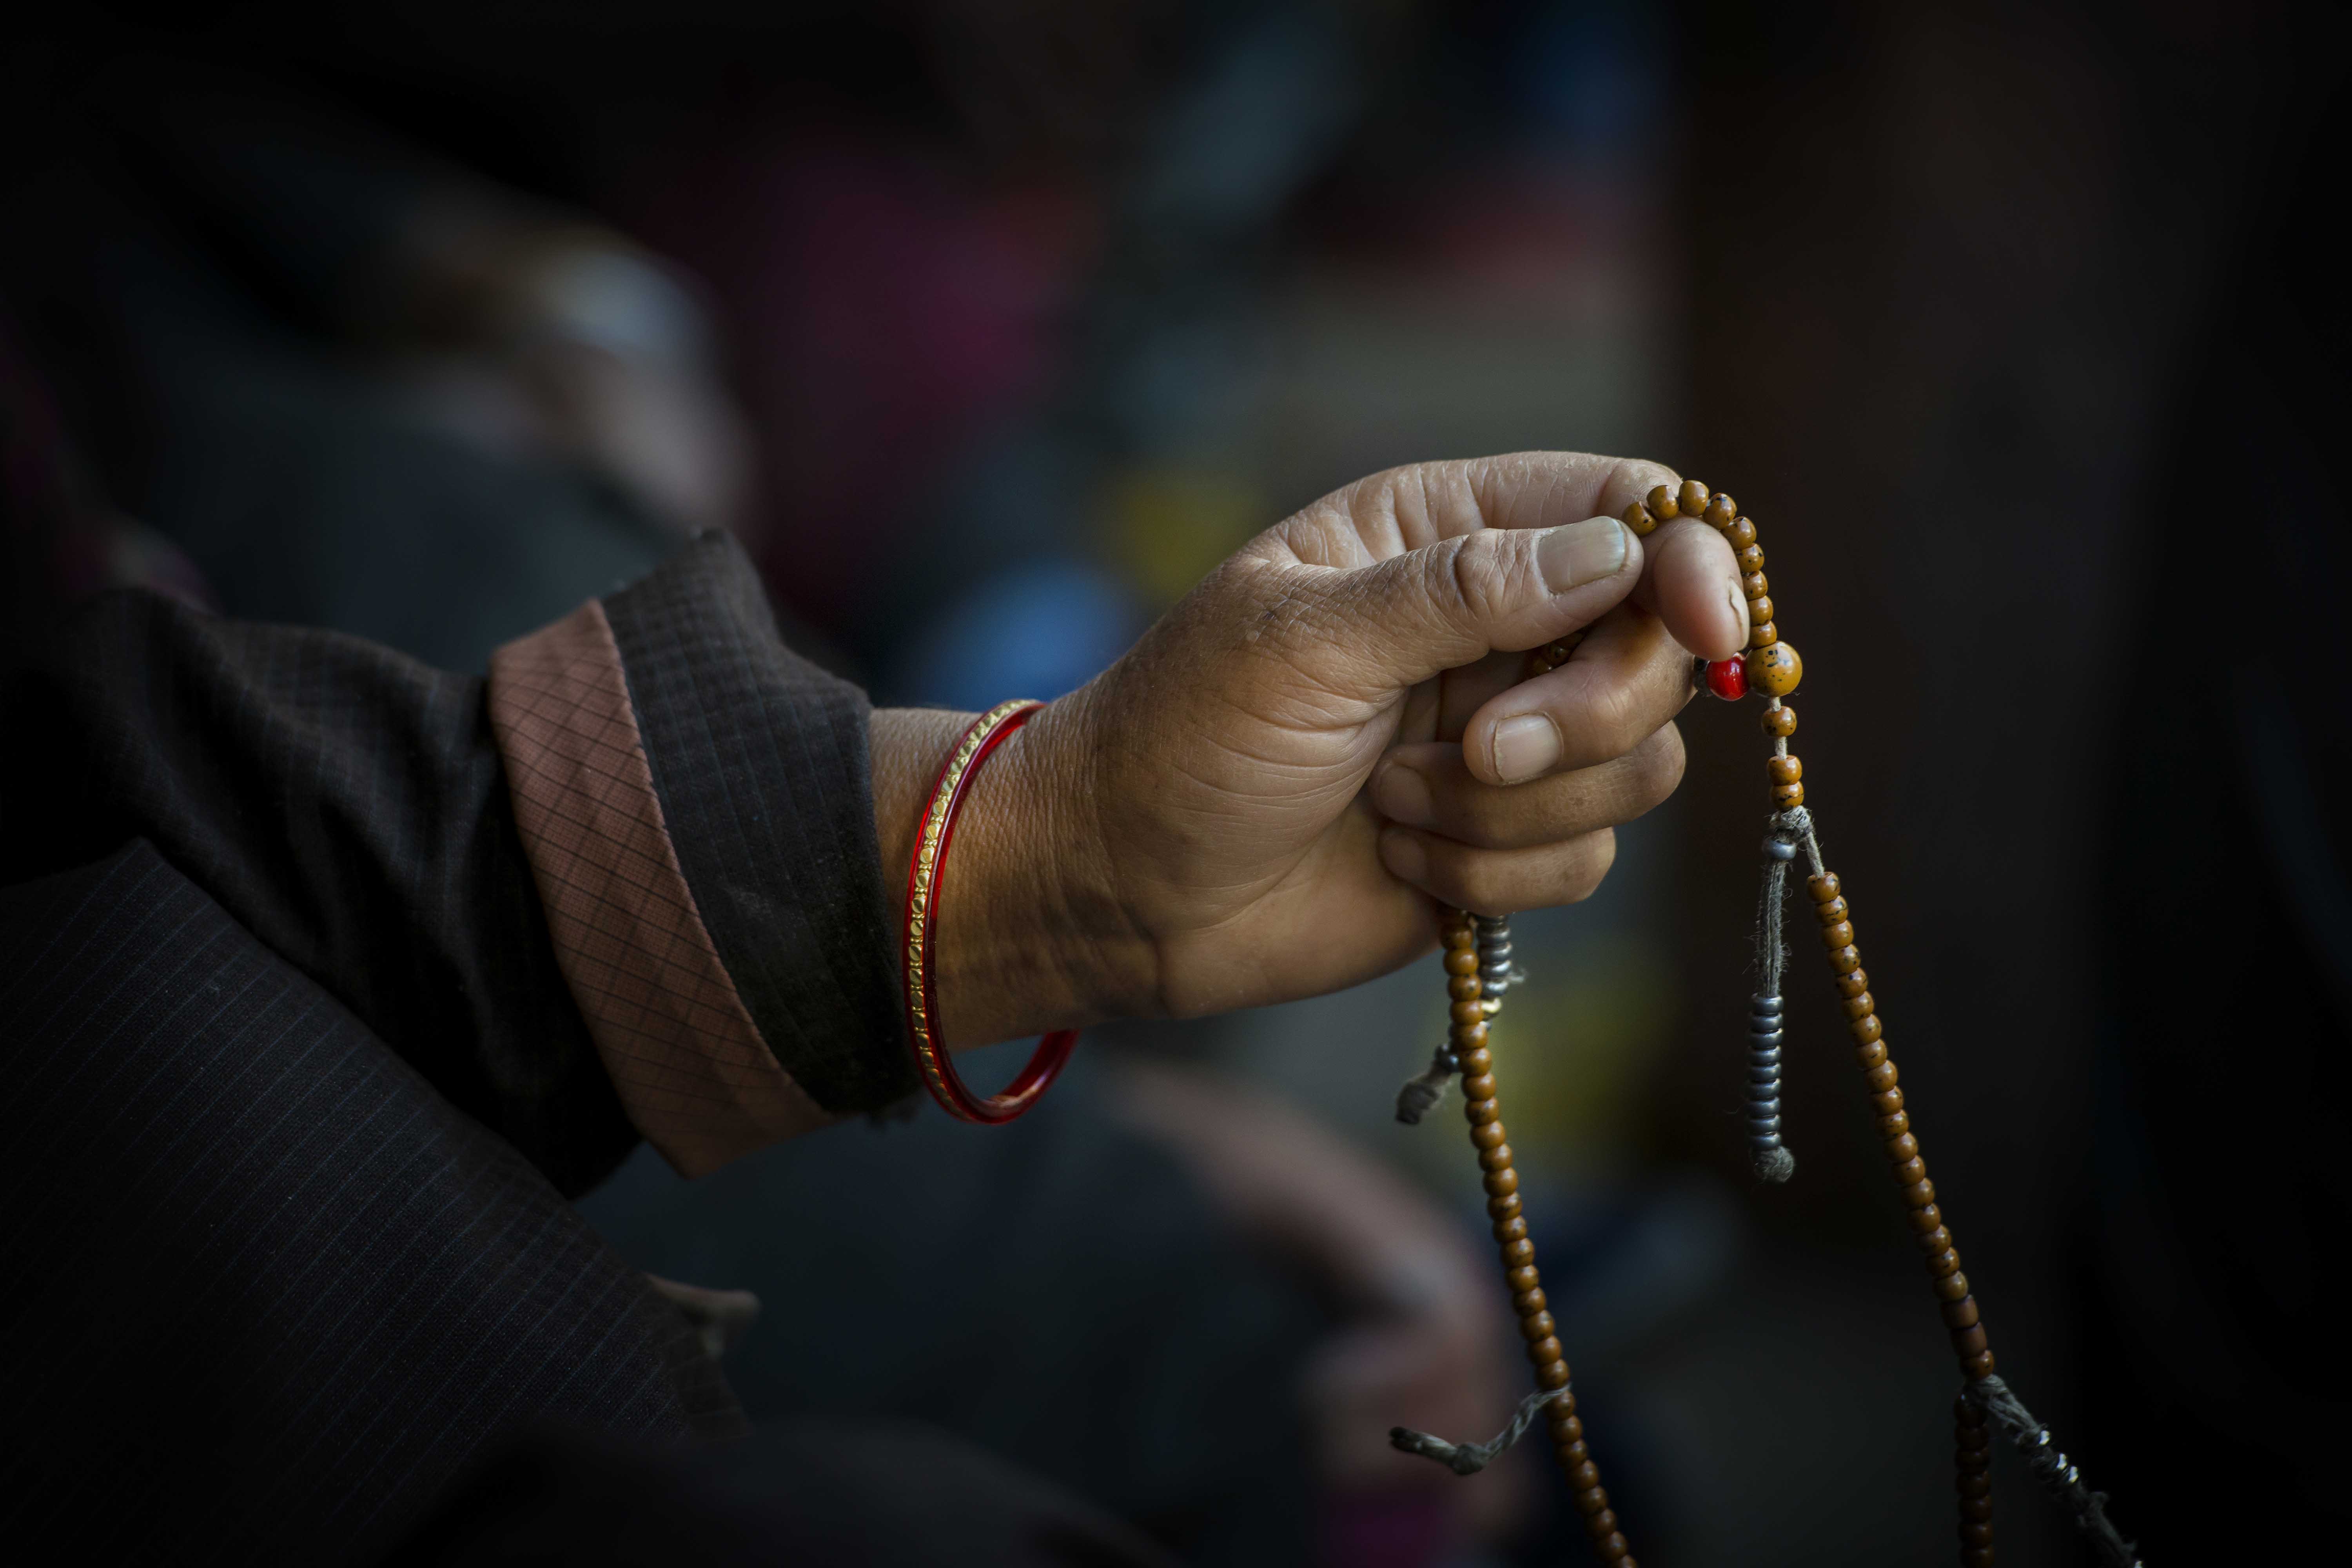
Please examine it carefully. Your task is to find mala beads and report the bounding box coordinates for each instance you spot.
[1393,481,2144,1568]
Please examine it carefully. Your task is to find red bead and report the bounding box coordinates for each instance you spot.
[1705,658,1748,700]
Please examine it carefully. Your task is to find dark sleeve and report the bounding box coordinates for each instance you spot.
[2,532,913,1189]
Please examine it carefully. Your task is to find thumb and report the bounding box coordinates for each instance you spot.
[1305,517,1641,696]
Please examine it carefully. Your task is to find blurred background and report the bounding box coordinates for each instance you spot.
[4,2,2345,1564]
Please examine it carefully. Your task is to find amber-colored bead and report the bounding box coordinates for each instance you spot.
[1528,1335,1564,1365]
[1957,1472,1992,1500]
[1924,1247,1959,1275]
[1820,920,1853,947]
[1943,1296,1981,1330]
[1830,945,1863,976]
[1462,1073,1498,1100]
[1622,502,1658,537]
[1747,593,1776,626]
[1843,991,1875,1020]
[1736,543,1765,573]
[1444,948,1480,976]
[1587,1509,1620,1537]
[1502,1239,1536,1267]
[1851,1015,1884,1045]
[1742,571,1770,601]
[1909,1203,1943,1233]
[1677,479,1710,517]
[1458,1046,1493,1076]
[1570,1481,1608,1514]
[1507,1265,1540,1293]
[1566,1459,1602,1491]
[1836,969,1870,998]
[1762,704,1797,737]
[1964,1350,1996,1377]
[1485,1167,1519,1198]
[1952,1325,1990,1358]
[1808,872,1841,902]
[1494,1215,1528,1244]
[1646,484,1679,520]
[1918,1225,1953,1253]
[1747,641,1801,697]
[1871,1086,1906,1115]
[1935,1271,1971,1302]
[1547,1409,1581,1441]
[1879,1109,1911,1137]
[1863,1060,1898,1092]
[1522,1310,1558,1341]
[1887,1132,1919,1161]
[1748,620,1779,650]
[1557,1438,1590,1465]
[1772,781,1806,808]
[1901,1177,1936,1207]
[1893,1156,1927,1185]
[1471,1121,1507,1149]
[1704,492,1738,528]
[1725,517,1757,549]
[1453,1018,1489,1049]
[1539,1359,1572,1388]
[1856,1040,1888,1070]
[1813,896,1847,926]
[1595,1533,1631,1562]
[1449,975,1483,1002]
[1451,999,1489,1026]
[1767,755,1803,785]
[1488,1191,1522,1221]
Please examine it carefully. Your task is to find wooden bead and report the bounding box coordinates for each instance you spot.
[1747,641,1801,696]
[1461,1073,1497,1100]
[1724,516,1757,550]
[1596,1533,1631,1562]
[1855,1040,1887,1070]
[1960,1521,1993,1547]
[1570,1479,1607,1512]
[1958,1495,1993,1520]
[1747,594,1775,625]
[1887,1132,1919,1161]
[1935,1271,1971,1302]
[1444,949,1480,975]
[1830,944,1863,975]
[1748,620,1779,650]
[1736,543,1765,573]
[1815,895,1847,924]
[1522,1310,1558,1341]
[1557,1437,1590,1464]
[1843,991,1875,1020]
[1451,999,1488,1026]
[1704,492,1738,528]
[1924,1247,1959,1276]
[1587,1508,1620,1537]
[1820,920,1853,947]
[1871,1086,1905,1115]
[1539,1359,1572,1388]
[1494,1215,1528,1243]
[1677,479,1710,518]
[1741,571,1770,601]
[1623,502,1658,537]
[1646,484,1679,520]
[1471,1121,1507,1148]
[1836,969,1870,998]
[1528,1336,1564,1365]
[1878,1109,1911,1137]
[1918,1225,1952,1254]
[1892,1156,1927,1185]
[1488,1191,1522,1220]
[1453,1020,1489,1050]
[1942,1296,1981,1330]
[1508,1265,1539,1292]
[1964,1350,1996,1378]
[1761,704,1797,737]
[1808,872,1841,903]
[1956,1472,1992,1500]
[1458,1047,1493,1075]
[1767,755,1803,785]
[1772,781,1806,808]
[1485,1167,1519,1197]
[1443,918,1476,945]
[1547,1408,1581,1441]
[1951,1325,1989,1357]
[1468,1100,1501,1126]
[1851,1016,1884,1046]
[1863,1059,1898,1091]
[1566,1459,1602,1491]
[1450,975,1483,1001]
[1901,1177,1936,1207]
[1908,1203,1942,1234]
[1502,1238,1535,1267]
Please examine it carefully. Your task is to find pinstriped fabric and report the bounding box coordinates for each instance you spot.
[603,534,916,1115]
[0,842,743,1566]
[489,599,830,1178]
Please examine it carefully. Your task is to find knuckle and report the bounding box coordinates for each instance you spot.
[1563,828,1618,902]
[1633,724,1687,809]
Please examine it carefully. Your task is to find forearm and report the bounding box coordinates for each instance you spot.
[869,695,1154,1049]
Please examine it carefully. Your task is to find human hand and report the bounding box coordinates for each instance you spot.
[874,451,1745,1043]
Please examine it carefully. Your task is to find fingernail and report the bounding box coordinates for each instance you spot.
[1727,581,1751,649]
[1491,713,1562,784]
[1537,517,1630,594]
[1373,759,1436,828]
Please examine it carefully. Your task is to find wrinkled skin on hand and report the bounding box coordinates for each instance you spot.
[872,451,1746,1047]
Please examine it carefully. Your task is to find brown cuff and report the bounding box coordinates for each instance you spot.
[488,599,829,1176]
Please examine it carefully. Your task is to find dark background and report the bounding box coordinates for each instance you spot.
[5,2,2345,1563]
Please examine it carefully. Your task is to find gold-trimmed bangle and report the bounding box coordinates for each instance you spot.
[900,699,1077,1123]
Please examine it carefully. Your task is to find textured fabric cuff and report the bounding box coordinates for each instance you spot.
[600,532,916,1116]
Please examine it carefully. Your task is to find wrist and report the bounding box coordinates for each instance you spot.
[871,693,1156,1049]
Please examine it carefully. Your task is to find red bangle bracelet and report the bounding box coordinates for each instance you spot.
[900,699,1078,1123]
